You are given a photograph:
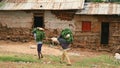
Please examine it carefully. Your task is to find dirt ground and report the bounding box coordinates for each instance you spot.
[0,40,115,68]
[0,40,111,58]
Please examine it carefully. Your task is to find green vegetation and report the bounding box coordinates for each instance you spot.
[0,53,61,63]
[85,0,120,2]
[0,53,120,68]
[0,2,4,7]
[109,0,120,2]
[74,55,119,68]
[0,54,40,63]
[93,0,103,2]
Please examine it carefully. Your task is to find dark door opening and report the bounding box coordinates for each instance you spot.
[34,16,44,28]
[101,22,109,44]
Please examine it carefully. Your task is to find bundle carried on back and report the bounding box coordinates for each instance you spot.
[59,28,73,43]
[32,27,45,42]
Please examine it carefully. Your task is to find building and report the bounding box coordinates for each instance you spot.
[0,0,84,42]
[0,0,120,52]
[75,3,120,51]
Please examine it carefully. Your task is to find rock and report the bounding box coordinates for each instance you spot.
[69,52,80,56]
[30,45,36,49]
[91,65,97,68]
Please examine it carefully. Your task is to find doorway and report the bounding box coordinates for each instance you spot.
[34,16,44,28]
[101,22,109,44]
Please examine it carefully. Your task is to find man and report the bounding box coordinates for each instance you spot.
[58,28,73,66]
[32,27,45,59]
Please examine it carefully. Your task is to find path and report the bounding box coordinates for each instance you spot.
[0,40,110,57]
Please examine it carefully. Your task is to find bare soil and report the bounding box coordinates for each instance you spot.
[0,40,114,68]
[0,40,111,57]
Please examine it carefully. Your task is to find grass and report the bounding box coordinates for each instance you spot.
[74,55,119,68]
[0,53,120,68]
[0,2,4,7]
[0,53,61,63]
[0,54,40,63]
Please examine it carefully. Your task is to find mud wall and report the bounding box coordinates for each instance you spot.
[0,10,76,42]
[0,11,33,42]
[97,15,120,51]
[44,11,76,37]
[74,15,101,49]
[74,15,120,51]
[0,11,33,28]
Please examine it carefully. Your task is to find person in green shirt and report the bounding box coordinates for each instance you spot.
[32,27,45,59]
[58,28,73,66]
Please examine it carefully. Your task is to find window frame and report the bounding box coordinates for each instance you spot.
[82,21,91,32]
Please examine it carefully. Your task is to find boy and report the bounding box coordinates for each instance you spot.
[32,27,45,59]
[58,28,73,66]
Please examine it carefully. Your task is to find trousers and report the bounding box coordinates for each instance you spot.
[61,49,71,64]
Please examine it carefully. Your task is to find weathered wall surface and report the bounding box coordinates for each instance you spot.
[74,15,120,51]
[0,11,33,42]
[0,10,76,42]
[0,10,120,52]
[44,11,76,37]
[74,15,100,49]
[0,11,33,28]
[45,11,75,30]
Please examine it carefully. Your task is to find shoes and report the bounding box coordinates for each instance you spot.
[60,61,66,64]
[60,61,72,66]
[38,56,43,59]
[60,61,64,64]
[67,64,72,66]
[41,56,43,58]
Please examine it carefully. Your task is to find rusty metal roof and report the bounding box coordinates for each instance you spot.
[76,3,120,15]
[0,0,85,10]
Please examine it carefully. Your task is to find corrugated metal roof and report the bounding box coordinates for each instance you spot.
[0,0,85,10]
[76,3,120,15]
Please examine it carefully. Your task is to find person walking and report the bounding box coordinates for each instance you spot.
[32,27,45,59]
[58,28,73,66]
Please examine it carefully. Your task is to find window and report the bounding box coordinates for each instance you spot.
[82,21,91,32]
